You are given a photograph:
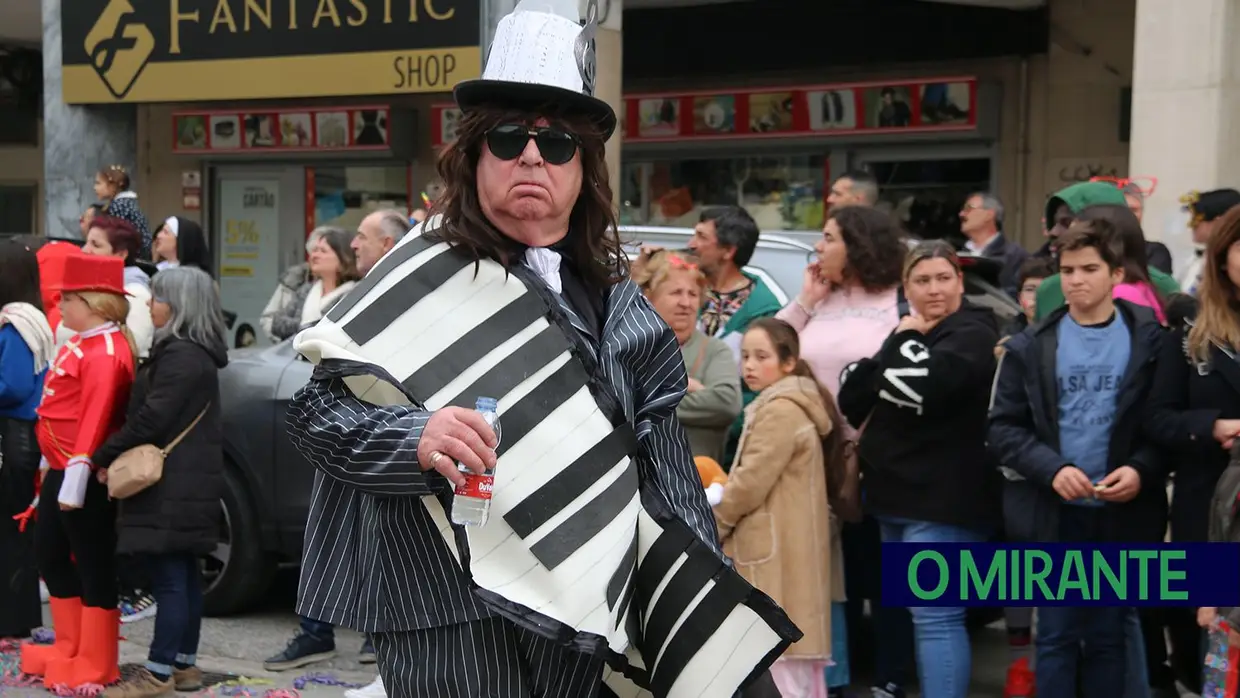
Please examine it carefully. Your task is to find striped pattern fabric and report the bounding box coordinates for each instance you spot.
[289,217,799,697]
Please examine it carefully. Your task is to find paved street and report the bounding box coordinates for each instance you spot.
[0,571,1022,697]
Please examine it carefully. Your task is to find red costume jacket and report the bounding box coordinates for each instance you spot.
[36,323,135,472]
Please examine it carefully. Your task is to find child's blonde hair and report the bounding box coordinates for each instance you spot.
[72,291,138,360]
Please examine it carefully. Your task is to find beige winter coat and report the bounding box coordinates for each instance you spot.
[714,374,835,659]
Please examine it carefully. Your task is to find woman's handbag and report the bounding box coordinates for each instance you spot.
[107,404,209,500]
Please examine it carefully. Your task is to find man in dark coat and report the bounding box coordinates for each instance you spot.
[959,191,1028,298]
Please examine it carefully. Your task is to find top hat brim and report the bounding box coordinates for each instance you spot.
[454,80,617,141]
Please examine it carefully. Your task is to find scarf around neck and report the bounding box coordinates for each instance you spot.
[0,302,56,373]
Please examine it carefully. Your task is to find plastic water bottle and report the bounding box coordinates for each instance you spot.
[451,397,501,527]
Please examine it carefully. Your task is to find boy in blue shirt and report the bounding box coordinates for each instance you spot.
[988,221,1166,697]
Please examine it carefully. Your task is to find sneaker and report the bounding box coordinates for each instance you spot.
[871,683,906,698]
[173,665,204,692]
[119,592,158,624]
[344,676,386,698]
[100,667,175,698]
[1004,657,1035,698]
[39,580,49,604]
[263,632,336,671]
[359,637,376,664]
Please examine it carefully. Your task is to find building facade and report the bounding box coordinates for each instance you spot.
[0,0,1236,332]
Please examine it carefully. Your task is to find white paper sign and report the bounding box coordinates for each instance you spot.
[217,179,282,349]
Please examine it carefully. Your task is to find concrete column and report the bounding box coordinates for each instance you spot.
[1128,0,1240,274]
[41,0,137,239]
[481,0,624,207]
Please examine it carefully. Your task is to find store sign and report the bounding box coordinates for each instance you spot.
[624,77,979,143]
[173,106,391,153]
[63,0,481,104]
[217,178,282,349]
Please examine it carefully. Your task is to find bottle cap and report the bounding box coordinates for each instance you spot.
[475,396,499,412]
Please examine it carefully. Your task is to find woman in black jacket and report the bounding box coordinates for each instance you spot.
[837,240,1001,698]
[93,267,228,697]
[1144,204,1240,694]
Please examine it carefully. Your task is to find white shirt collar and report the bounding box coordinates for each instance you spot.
[524,247,562,294]
[965,232,1000,254]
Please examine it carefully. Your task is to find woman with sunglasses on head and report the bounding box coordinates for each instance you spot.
[1145,204,1240,696]
[269,227,359,341]
[282,3,797,695]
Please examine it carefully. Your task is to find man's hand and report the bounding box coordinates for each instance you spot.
[687,378,705,393]
[416,407,498,487]
[1097,465,1141,503]
[96,468,108,484]
[1051,465,1095,501]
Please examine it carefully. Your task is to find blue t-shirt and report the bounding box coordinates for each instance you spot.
[1056,311,1130,506]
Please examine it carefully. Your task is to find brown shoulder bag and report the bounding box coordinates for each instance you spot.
[831,411,874,524]
[107,404,210,500]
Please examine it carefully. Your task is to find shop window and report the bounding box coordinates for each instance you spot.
[312,165,410,231]
[867,158,991,243]
[621,155,827,232]
[0,184,36,234]
[0,75,38,146]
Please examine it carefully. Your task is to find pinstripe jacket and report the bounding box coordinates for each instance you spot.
[287,261,722,633]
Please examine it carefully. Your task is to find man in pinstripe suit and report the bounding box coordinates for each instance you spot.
[285,1,796,696]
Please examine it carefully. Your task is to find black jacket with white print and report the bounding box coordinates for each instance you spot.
[838,300,1002,531]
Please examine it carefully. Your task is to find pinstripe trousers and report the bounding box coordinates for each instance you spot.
[372,617,608,698]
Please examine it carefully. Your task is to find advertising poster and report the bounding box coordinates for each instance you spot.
[693,95,735,135]
[748,92,794,133]
[218,179,282,349]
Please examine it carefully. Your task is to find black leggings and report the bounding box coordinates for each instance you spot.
[36,468,118,609]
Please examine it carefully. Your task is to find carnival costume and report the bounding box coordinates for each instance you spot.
[21,253,135,689]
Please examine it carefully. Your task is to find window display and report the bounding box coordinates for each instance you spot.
[313,165,410,231]
[621,154,827,231]
[866,158,991,243]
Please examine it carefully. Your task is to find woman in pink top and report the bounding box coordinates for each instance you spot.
[777,206,906,398]
[774,205,907,698]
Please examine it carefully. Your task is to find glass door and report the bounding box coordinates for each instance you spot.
[210,166,306,349]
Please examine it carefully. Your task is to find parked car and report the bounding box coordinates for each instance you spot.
[202,226,1020,615]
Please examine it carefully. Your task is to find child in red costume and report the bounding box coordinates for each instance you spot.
[20,253,136,690]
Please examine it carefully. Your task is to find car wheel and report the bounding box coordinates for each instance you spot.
[202,465,274,616]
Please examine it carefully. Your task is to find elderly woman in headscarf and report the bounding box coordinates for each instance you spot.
[280,1,797,696]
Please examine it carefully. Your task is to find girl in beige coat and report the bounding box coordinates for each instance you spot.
[714,317,844,698]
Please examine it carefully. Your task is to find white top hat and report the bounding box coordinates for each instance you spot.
[454,0,616,139]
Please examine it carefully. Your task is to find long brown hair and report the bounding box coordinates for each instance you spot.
[1189,204,1240,360]
[747,318,846,489]
[433,107,625,289]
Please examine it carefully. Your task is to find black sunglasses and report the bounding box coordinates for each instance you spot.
[485,124,579,166]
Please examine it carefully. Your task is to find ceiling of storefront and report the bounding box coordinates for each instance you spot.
[0,0,40,46]
[918,0,1045,7]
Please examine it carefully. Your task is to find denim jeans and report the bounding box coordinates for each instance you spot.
[1124,608,1151,698]
[1036,505,1129,697]
[879,517,984,698]
[300,615,336,643]
[143,553,204,675]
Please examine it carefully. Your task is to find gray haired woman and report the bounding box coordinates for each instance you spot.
[93,267,228,698]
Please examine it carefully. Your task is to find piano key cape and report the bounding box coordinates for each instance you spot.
[294,217,801,697]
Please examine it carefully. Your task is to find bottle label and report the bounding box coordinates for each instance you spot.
[455,473,494,500]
